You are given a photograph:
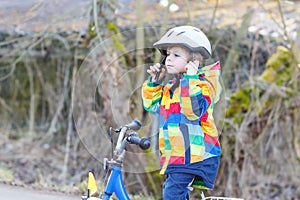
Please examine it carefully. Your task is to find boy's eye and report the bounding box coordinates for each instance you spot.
[166,52,181,57]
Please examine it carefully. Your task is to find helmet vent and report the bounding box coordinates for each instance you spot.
[167,31,174,37]
[176,31,185,36]
[193,29,200,32]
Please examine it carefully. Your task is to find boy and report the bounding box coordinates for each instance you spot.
[142,26,222,199]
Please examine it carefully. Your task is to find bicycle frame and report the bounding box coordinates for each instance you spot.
[101,164,130,200]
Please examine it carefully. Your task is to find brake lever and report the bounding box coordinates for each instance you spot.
[114,127,121,133]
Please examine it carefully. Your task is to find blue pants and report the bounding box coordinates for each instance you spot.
[163,172,195,200]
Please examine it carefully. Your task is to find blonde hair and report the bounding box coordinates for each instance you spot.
[188,52,205,68]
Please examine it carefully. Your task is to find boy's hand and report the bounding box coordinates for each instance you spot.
[147,63,166,82]
[185,60,199,75]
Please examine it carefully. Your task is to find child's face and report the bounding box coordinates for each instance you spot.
[165,46,189,74]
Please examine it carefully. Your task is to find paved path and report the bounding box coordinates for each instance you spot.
[0,184,79,200]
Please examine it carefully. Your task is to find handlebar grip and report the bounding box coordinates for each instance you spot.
[127,135,151,150]
[125,119,142,131]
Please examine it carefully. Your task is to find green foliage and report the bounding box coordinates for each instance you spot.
[0,165,14,182]
[88,21,97,38]
[259,46,294,85]
[225,46,294,124]
[105,22,125,52]
[226,87,251,124]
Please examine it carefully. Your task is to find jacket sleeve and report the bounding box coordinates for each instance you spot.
[142,76,163,114]
[180,74,211,121]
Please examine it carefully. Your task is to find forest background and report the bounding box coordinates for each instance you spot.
[0,0,299,199]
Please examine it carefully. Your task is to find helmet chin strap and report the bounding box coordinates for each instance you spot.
[169,74,181,98]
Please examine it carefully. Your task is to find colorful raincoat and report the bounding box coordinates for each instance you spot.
[142,61,222,189]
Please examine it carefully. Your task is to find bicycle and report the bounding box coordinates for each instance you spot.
[80,119,244,200]
[81,119,151,200]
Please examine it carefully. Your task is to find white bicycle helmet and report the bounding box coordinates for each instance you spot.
[153,26,212,59]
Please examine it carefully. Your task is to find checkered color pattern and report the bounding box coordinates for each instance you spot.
[142,61,222,174]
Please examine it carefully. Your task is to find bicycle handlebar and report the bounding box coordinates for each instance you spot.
[115,119,141,153]
[127,133,151,150]
[114,120,149,156]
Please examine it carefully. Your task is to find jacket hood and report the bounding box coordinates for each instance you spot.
[198,61,222,103]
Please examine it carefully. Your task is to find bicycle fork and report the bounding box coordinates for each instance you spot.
[101,165,130,200]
